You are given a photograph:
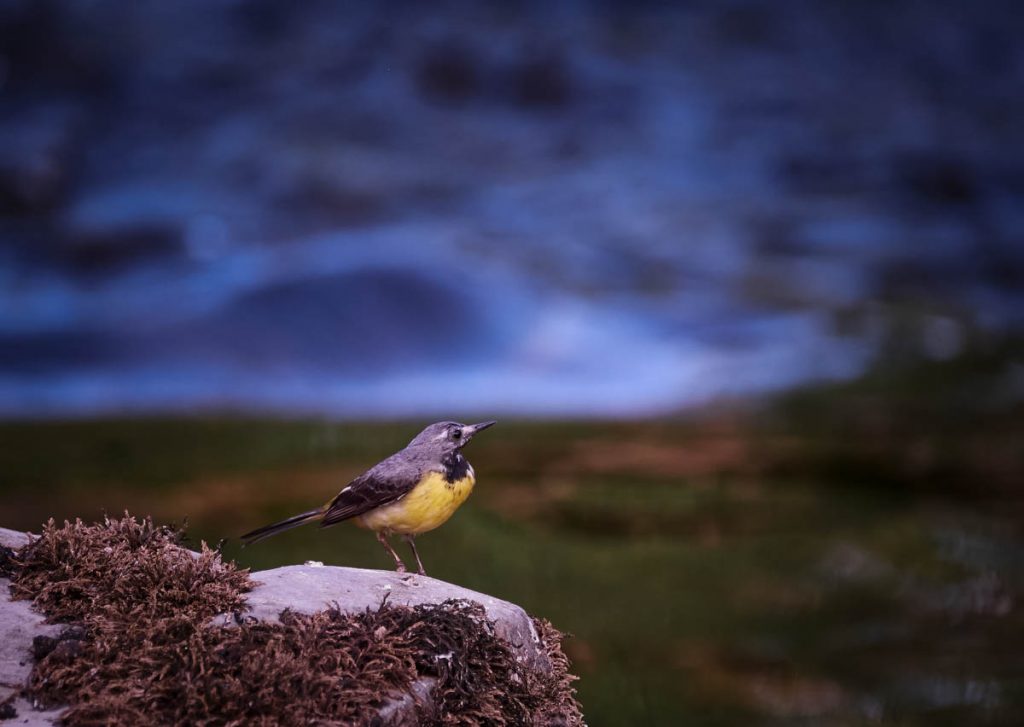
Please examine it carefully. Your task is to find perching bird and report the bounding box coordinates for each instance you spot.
[240,420,496,575]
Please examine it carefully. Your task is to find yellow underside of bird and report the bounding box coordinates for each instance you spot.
[355,471,476,535]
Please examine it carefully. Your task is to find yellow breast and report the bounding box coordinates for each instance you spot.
[355,471,475,535]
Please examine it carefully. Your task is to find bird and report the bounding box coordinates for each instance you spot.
[240,420,496,575]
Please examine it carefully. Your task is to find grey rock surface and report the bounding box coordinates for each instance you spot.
[219,563,549,672]
[377,676,437,727]
[1,528,550,724]
[0,528,64,725]
[0,528,33,551]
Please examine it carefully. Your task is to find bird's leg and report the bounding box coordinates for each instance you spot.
[403,534,426,576]
[376,531,406,573]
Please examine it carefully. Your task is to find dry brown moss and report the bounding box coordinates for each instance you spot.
[529,619,585,727]
[9,515,584,726]
[0,544,15,579]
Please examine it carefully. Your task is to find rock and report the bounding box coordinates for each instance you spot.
[0,528,64,726]
[216,563,556,724]
[2,527,561,724]
[377,676,437,726]
[218,563,550,673]
[0,529,32,551]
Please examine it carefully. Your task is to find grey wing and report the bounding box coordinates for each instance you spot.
[321,453,423,527]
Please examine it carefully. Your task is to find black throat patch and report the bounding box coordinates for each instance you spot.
[441,451,470,484]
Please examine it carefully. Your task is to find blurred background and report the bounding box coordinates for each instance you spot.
[2,0,1023,723]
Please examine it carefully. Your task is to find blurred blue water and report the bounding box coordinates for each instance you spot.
[1,0,1022,416]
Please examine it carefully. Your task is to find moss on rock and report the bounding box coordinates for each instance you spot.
[8,515,583,725]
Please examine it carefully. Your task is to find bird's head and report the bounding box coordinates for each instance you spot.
[409,420,496,452]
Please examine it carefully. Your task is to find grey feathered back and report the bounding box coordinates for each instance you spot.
[320,422,453,526]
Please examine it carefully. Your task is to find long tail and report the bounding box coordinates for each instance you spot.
[241,508,324,546]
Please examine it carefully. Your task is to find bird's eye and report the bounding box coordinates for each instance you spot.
[452,428,462,439]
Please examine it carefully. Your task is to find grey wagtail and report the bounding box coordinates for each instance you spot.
[241,420,496,575]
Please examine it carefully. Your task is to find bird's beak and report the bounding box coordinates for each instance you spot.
[464,420,497,441]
